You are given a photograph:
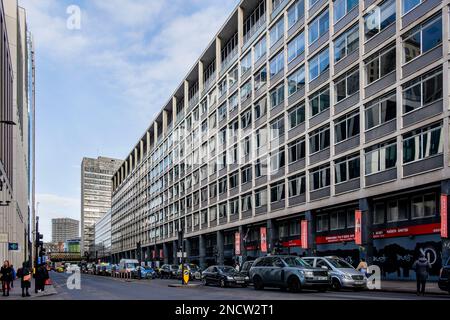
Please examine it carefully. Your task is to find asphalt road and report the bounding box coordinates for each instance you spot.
[41,272,450,301]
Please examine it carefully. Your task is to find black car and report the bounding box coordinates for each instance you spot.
[438,257,450,294]
[159,264,179,279]
[239,261,255,285]
[202,265,247,288]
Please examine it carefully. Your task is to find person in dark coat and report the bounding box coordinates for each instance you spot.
[16,261,32,297]
[1,260,13,296]
[412,254,432,296]
[35,264,48,293]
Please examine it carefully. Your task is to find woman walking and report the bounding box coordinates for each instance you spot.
[16,262,32,297]
[1,260,13,296]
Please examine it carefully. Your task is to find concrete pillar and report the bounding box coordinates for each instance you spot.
[146,131,151,156]
[237,6,244,55]
[163,110,168,135]
[184,80,189,110]
[199,235,206,269]
[163,242,169,265]
[172,97,178,124]
[185,238,191,263]
[134,148,138,168]
[359,198,374,265]
[154,123,158,143]
[216,230,224,265]
[140,140,144,162]
[239,225,247,262]
[198,61,204,94]
[173,240,179,264]
[215,37,222,74]
[441,181,450,264]
[305,211,316,255]
[267,219,278,255]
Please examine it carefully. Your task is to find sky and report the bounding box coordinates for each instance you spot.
[19,0,240,240]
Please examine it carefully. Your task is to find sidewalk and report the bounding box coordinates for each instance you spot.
[0,279,57,300]
[376,280,448,296]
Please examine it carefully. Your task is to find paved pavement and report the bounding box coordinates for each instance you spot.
[27,272,450,301]
[0,277,57,300]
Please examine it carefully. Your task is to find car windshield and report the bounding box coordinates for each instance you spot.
[189,265,199,271]
[126,263,137,268]
[327,258,354,269]
[218,266,236,273]
[283,257,310,267]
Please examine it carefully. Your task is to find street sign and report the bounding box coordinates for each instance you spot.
[8,242,19,251]
[0,233,8,243]
[177,251,187,258]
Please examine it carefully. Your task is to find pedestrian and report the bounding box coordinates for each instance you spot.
[234,261,241,272]
[1,260,13,296]
[356,258,368,276]
[10,265,16,289]
[35,264,48,293]
[16,262,32,297]
[412,254,432,296]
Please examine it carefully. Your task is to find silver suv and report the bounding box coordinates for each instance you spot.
[249,255,330,292]
[303,256,367,291]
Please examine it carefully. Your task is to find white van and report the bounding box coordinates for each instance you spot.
[119,259,139,273]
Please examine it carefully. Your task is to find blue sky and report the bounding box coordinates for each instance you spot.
[20,0,240,240]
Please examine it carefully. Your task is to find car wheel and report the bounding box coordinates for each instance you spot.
[220,279,227,288]
[253,276,264,291]
[331,279,342,291]
[288,277,302,293]
[202,278,208,286]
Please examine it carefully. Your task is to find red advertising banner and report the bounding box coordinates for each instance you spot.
[235,232,241,255]
[373,223,441,239]
[152,250,156,259]
[260,227,267,253]
[355,210,362,245]
[441,194,448,238]
[159,249,164,259]
[316,233,355,245]
[282,239,302,248]
[301,220,308,249]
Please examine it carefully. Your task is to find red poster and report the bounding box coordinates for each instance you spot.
[441,194,448,238]
[301,220,308,249]
[355,210,362,245]
[235,232,241,255]
[159,249,164,259]
[373,223,441,239]
[282,239,302,248]
[152,250,156,259]
[260,227,267,253]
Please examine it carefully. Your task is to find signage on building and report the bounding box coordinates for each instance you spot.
[301,220,308,249]
[260,227,267,253]
[152,250,156,259]
[282,239,302,248]
[159,249,164,258]
[373,223,441,239]
[441,194,448,238]
[235,232,241,255]
[355,210,362,245]
[8,243,19,251]
[0,233,8,243]
[316,234,355,245]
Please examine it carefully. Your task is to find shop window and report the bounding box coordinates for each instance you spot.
[373,203,385,224]
[411,193,436,219]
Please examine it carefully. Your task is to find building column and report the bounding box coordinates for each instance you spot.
[173,240,179,264]
[359,198,374,265]
[163,243,169,265]
[267,219,278,255]
[184,238,191,263]
[441,181,450,264]
[199,235,206,269]
[216,230,224,265]
[239,225,247,263]
[305,211,316,255]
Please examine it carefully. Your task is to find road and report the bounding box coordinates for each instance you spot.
[41,272,450,301]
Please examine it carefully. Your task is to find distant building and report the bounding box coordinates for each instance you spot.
[52,218,79,243]
[81,157,122,256]
[94,209,111,261]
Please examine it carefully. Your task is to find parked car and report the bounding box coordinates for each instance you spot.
[132,266,157,279]
[238,260,254,285]
[438,257,450,294]
[249,255,330,292]
[202,265,247,288]
[177,264,201,280]
[119,259,140,274]
[100,264,113,276]
[159,264,179,279]
[303,256,367,291]
[56,266,65,273]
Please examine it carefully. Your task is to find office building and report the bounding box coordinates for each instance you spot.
[52,218,79,243]
[110,0,450,280]
[94,209,111,261]
[81,157,122,256]
[0,0,33,267]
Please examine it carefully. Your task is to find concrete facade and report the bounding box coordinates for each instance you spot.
[94,209,111,261]
[51,218,79,243]
[111,0,450,280]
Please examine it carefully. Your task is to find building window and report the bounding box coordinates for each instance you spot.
[288,138,306,163]
[288,66,305,96]
[309,9,329,45]
[334,110,360,144]
[270,116,285,140]
[288,0,305,30]
[219,177,227,194]
[270,83,285,108]
[270,182,285,203]
[254,36,267,62]
[411,193,436,219]
[219,202,227,219]
[365,140,397,175]
[288,32,305,63]
[255,188,268,207]
[373,203,385,224]
[334,0,358,23]
[242,136,251,156]
[255,129,267,149]
[241,81,252,102]
[270,18,284,47]
[270,51,284,77]
[218,103,227,121]
[330,211,347,230]
[288,174,306,197]
[309,125,330,154]
[387,199,408,222]
[402,15,442,64]
[403,67,443,114]
[229,198,239,216]
[241,52,252,75]
[364,0,396,40]
[334,24,359,63]
[255,159,263,178]
[365,91,396,130]
[241,166,252,184]
[242,193,253,211]
[347,210,355,227]
[229,171,239,189]
[309,47,329,81]
[254,98,267,120]
[229,93,239,112]
[209,206,217,222]
[316,214,329,232]
[310,87,330,117]
[310,165,331,191]
[241,108,252,129]
[270,148,286,172]
[209,183,217,198]
[335,68,359,102]
[402,0,422,15]
[335,154,360,184]
[288,103,305,130]
[365,44,396,84]
[255,67,268,92]
[229,66,239,87]
[403,123,443,164]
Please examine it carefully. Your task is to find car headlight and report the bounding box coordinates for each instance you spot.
[227,276,234,281]
[304,271,314,277]
[245,276,249,281]
[343,274,353,280]
[297,270,305,276]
